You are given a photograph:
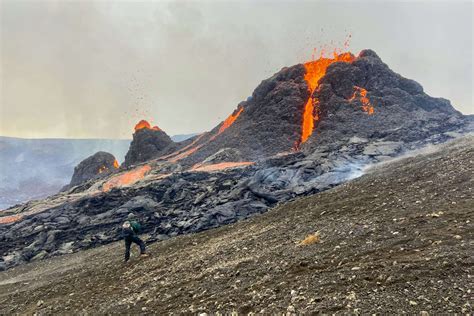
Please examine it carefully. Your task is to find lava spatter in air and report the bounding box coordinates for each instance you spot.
[299,51,356,146]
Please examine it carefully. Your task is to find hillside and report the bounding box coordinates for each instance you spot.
[1,136,472,314]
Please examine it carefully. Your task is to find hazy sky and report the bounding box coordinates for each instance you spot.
[1,0,472,139]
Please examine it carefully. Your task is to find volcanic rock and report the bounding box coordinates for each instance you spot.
[176,50,469,165]
[68,151,118,187]
[123,127,175,167]
[303,49,466,152]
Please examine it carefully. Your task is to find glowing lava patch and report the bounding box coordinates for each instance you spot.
[102,165,151,192]
[134,120,162,132]
[349,86,374,115]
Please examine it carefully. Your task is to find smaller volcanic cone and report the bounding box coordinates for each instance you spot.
[123,119,175,167]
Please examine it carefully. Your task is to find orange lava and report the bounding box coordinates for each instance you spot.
[102,165,151,192]
[161,106,243,163]
[113,159,120,169]
[134,120,162,132]
[218,107,244,134]
[168,145,202,163]
[190,161,254,172]
[300,52,356,145]
[0,214,23,224]
[349,86,374,115]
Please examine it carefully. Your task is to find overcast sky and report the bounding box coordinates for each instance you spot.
[1,0,472,139]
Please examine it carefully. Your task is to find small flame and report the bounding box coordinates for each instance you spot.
[113,159,120,169]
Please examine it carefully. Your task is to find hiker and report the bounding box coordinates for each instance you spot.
[122,213,148,262]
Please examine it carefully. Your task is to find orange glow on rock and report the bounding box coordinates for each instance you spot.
[218,107,244,134]
[168,145,202,163]
[0,214,23,224]
[300,52,356,145]
[349,86,375,115]
[102,165,151,192]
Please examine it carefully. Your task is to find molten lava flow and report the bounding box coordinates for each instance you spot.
[134,120,162,132]
[161,133,206,161]
[300,52,356,145]
[102,165,151,192]
[168,145,203,163]
[190,161,254,172]
[349,86,374,115]
[218,107,244,134]
[113,159,120,169]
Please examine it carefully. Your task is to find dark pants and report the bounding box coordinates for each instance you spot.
[124,235,146,261]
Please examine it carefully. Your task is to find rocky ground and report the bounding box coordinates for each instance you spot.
[1,136,472,314]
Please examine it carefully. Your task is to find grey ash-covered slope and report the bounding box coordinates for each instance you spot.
[0,136,472,314]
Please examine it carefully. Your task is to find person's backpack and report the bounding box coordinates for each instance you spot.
[130,220,141,234]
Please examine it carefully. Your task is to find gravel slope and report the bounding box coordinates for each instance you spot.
[0,136,472,314]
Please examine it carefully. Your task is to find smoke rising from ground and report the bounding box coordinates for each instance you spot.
[1,0,472,139]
